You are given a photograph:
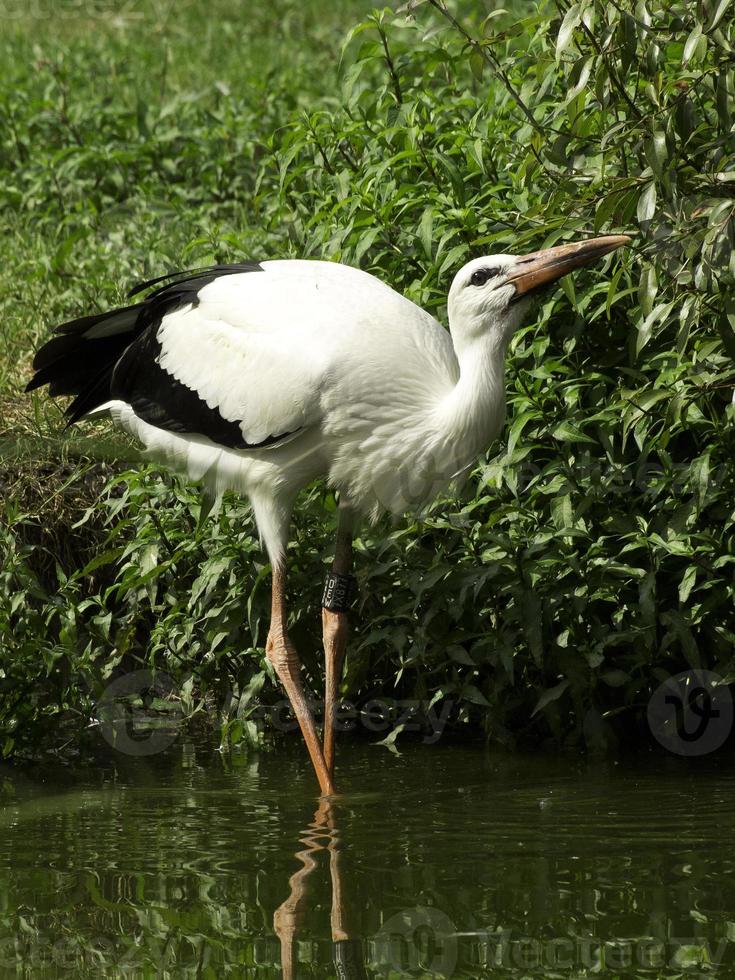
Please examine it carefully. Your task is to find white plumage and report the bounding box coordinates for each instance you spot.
[28,236,629,794]
[96,257,515,562]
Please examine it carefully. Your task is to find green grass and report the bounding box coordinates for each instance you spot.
[0,0,377,529]
[2,0,734,761]
[0,0,375,388]
[0,0,382,757]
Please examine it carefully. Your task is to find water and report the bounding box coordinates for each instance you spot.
[1,738,734,978]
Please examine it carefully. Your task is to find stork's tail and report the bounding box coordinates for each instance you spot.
[25,302,144,424]
[26,262,265,426]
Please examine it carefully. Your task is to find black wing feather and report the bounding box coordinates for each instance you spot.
[127,262,263,300]
[109,328,252,449]
[25,262,289,451]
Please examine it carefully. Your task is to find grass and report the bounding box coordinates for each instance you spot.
[1,0,375,384]
[0,0,377,571]
[0,0,383,757]
[2,0,734,761]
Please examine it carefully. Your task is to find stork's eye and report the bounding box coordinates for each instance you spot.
[469,267,501,287]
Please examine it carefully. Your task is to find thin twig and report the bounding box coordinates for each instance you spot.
[376,21,403,105]
[426,0,548,135]
[148,509,175,556]
[306,117,335,176]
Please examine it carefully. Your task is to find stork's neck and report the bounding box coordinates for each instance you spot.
[434,327,509,469]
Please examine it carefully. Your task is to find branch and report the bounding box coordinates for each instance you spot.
[376,20,403,105]
[426,0,548,135]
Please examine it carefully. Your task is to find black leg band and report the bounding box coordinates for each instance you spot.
[333,938,366,979]
[322,571,357,613]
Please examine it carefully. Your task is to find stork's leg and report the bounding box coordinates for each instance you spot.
[274,799,365,979]
[274,802,327,980]
[322,504,355,780]
[267,564,335,796]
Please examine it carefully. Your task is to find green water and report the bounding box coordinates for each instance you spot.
[1,738,734,978]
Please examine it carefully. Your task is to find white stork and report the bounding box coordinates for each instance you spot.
[27,235,629,794]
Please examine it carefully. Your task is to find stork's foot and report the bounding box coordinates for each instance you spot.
[322,607,350,779]
[266,630,335,796]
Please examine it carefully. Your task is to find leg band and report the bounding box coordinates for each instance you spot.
[322,572,357,613]
[333,939,366,978]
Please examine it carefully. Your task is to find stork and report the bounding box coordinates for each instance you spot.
[27,235,630,795]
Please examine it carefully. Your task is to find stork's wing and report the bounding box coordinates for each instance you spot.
[24,263,322,449]
[27,259,443,451]
[110,271,329,449]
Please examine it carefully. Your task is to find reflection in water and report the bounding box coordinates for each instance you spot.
[1,739,735,976]
[275,799,366,980]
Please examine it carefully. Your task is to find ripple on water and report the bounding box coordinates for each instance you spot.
[1,740,735,977]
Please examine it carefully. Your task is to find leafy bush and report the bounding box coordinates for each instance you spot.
[2,0,734,758]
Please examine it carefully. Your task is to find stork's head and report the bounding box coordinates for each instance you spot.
[447,235,631,348]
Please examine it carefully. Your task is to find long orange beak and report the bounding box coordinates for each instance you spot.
[507,234,631,300]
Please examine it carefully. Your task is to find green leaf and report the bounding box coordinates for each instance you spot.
[690,450,711,507]
[556,4,581,60]
[559,273,577,308]
[636,299,676,355]
[375,723,406,754]
[708,0,733,30]
[645,131,668,177]
[683,24,703,63]
[550,494,574,530]
[678,566,697,604]
[447,644,475,666]
[469,48,485,81]
[522,590,543,666]
[462,685,490,706]
[532,679,570,717]
[601,670,630,687]
[551,422,597,444]
[637,181,657,224]
[506,409,537,456]
[638,262,658,318]
[482,9,508,34]
[418,206,434,260]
